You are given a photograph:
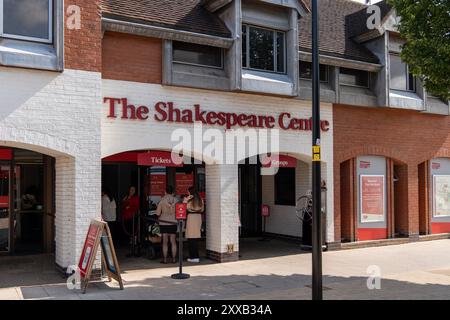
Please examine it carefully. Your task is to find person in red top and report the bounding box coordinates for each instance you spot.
[122,186,139,221]
[122,186,140,254]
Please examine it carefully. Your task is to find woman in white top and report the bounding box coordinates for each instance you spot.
[102,188,117,241]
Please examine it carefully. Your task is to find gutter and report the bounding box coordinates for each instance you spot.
[102,17,234,49]
[299,51,383,72]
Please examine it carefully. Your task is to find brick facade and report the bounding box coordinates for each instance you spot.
[65,0,102,72]
[102,32,162,84]
[334,104,450,242]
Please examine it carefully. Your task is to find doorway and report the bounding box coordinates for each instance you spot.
[239,162,262,237]
[0,148,54,256]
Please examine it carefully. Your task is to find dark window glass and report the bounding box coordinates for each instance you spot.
[299,61,328,82]
[242,25,285,73]
[249,27,274,71]
[173,41,223,68]
[3,0,52,42]
[276,32,285,73]
[339,68,369,87]
[274,168,296,206]
[389,54,415,91]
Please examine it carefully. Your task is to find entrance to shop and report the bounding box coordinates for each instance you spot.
[102,151,206,262]
[239,161,262,237]
[0,148,55,256]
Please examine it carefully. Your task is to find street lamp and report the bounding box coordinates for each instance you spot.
[311,0,323,301]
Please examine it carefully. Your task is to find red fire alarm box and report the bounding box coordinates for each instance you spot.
[176,203,187,220]
[261,205,270,217]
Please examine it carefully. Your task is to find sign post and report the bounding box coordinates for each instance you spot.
[259,205,271,242]
[311,0,323,300]
[171,203,190,280]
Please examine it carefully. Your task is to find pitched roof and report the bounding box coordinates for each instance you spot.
[299,0,380,63]
[346,0,393,39]
[101,0,232,38]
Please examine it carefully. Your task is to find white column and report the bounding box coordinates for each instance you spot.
[205,164,239,262]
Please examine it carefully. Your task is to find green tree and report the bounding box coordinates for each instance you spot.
[388,0,450,100]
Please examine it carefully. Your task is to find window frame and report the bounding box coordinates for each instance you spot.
[339,67,370,89]
[172,41,224,70]
[0,0,53,44]
[299,61,329,83]
[242,24,287,74]
[389,52,416,92]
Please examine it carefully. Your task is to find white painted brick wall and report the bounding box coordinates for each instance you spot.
[0,67,102,268]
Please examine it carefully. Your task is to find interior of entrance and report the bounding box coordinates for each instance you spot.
[101,151,206,261]
[0,148,54,255]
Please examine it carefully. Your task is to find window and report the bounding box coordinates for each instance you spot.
[299,61,329,82]
[274,168,296,206]
[339,68,369,88]
[242,24,286,73]
[0,0,53,43]
[389,54,415,91]
[173,41,223,68]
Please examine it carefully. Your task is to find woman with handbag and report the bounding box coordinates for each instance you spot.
[184,186,204,263]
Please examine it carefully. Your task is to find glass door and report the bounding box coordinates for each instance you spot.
[0,164,11,253]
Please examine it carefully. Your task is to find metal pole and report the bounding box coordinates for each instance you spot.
[311,0,323,300]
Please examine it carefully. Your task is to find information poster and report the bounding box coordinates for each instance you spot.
[78,223,102,278]
[176,172,194,196]
[433,175,450,217]
[360,175,385,223]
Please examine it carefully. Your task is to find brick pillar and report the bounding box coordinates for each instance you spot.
[418,161,430,235]
[407,164,420,239]
[55,156,76,269]
[55,155,101,271]
[205,164,239,262]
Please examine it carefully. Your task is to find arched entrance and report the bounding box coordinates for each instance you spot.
[0,147,55,255]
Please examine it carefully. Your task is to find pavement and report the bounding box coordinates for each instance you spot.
[1,238,450,300]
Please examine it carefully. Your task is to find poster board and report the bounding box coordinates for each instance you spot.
[433,175,450,217]
[360,175,385,223]
[78,220,123,293]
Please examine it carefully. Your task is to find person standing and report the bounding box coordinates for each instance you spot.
[101,188,117,241]
[122,186,140,250]
[155,185,178,264]
[184,186,204,263]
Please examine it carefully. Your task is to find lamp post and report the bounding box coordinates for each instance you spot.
[311,0,323,301]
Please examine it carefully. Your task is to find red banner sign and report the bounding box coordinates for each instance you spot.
[78,223,102,278]
[261,205,270,217]
[261,155,297,168]
[360,161,371,169]
[0,148,12,160]
[137,151,183,167]
[176,203,187,220]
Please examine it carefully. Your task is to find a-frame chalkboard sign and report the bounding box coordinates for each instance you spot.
[78,220,124,294]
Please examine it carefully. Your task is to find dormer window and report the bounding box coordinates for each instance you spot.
[0,0,53,44]
[242,24,286,74]
[389,53,415,92]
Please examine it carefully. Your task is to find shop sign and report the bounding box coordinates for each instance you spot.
[432,162,441,170]
[260,155,297,168]
[137,151,183,167]
[104,98,330,132]
[433,175,450,217]
[176,203,187,220]
[360,175,385,223]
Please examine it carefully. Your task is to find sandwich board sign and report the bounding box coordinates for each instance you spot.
[78,220,124,293]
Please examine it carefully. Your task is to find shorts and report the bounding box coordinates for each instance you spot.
[159,225,177,234]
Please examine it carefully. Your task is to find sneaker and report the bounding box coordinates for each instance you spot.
[187,258,200,263]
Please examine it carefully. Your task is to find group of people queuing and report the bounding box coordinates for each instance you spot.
[101,185,205,264]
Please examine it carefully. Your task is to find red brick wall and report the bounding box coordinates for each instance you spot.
[418,161,430,234]
[334,104,450,241]
[65,0,102,72]
[102,32,162,84]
